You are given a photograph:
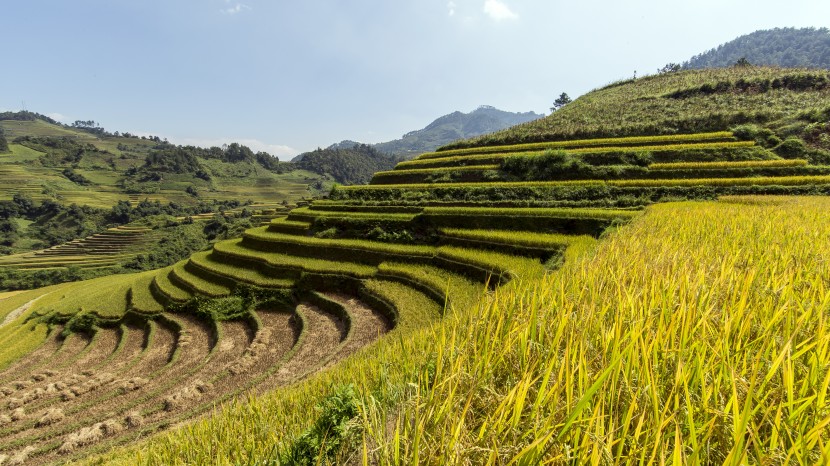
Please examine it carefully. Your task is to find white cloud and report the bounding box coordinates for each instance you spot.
[45,112,69,123]
[221,2,250,15]
[483,0,518,21]
[447,1,457,17]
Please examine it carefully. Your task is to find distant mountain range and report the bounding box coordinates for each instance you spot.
[684,27,830,69]
[295,105,542,162]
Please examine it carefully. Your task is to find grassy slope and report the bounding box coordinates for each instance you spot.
[89,196,830,464]
[448,67,830,147]
[0,119,327,208]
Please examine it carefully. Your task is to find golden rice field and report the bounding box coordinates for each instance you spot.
[83,196,830,465]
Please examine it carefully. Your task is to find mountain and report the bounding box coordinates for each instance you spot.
[683,27,830,69]
[291,106,542,182]
[374,105,542,158]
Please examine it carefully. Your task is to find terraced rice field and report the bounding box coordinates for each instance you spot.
[0,226,153,271]
[3,130,830,463]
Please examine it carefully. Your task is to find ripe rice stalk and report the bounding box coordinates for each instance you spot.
[418,131,736,159]
[650,158,808,170]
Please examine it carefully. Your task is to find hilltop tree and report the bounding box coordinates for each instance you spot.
[223,143,255,163]
[550,92,572,113]
[658,63,682,74]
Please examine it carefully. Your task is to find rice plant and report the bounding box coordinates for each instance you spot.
[418,131,736,159]
[649,159,809,170]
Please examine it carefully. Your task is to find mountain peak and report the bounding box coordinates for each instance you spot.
[376,106,543,158]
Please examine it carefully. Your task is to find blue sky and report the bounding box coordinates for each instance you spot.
[2,0,828,157]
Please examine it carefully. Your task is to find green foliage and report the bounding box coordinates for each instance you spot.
[0,217,19,246]
[61,312,99,337]
[295,144,402,185]
[280,384,361,465]
[62,168,92,185]
[658,63,682,74]
[314,227,339,239]
[141,147,204,175]
[0,266,95,291]
[366,226,414,243]
[775,136,808,158]
[192,296,247,321]
[502,149,646,181]
[13,135,107,167]
[730,124,782,147]
[684,27,830,69]
[551,92,572,112]
[124,223,209,271]
[0,126,8,153]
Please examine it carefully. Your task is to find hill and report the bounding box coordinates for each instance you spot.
[0,113,329,210]
[0,67,829,464]
[293,144,404,185]
[0,112,331,288]
[374,105,543,157]
[447,66,830,153]
[684,27,830,69]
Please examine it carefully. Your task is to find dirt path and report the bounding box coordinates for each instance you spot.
[1,296,46,328]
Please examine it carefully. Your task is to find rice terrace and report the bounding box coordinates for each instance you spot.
[2,8,830,465]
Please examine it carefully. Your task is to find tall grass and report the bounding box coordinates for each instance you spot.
[92,196,830,464]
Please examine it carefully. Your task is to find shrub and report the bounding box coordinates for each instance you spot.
[730,124,784,148]
[775,137,808,158]
[314,227,338,239]
[280,384,361,465]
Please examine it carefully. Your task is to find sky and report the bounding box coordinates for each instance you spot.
[2,0,828,158]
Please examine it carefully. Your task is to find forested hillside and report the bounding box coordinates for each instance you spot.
[684,27,830,69]
[295,144,403,184]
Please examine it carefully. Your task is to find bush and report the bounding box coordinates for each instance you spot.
[195,296,247,321]
[280,384,361,465]
[775,137,808,158]
[731,124,781,148]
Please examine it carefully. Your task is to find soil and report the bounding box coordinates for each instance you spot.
[0,292,395,464]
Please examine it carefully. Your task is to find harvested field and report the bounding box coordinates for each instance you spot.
[0,291,392,463]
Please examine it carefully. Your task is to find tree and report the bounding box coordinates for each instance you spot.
[12,193,35,216]
[735,57,752,67]
[658,63,682,74]
[550,92,572,113]
[0,126,8,153]
[0,218,18,246]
